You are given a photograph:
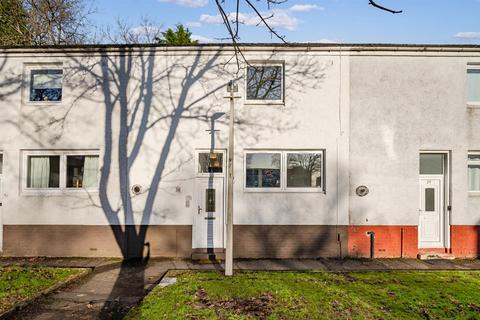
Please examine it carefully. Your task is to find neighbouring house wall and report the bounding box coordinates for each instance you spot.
[349,54,480,257]
[0,48,349,258]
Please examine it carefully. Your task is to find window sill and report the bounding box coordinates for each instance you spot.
[23,101,64,107]
[468,191,480,197]
[21,188,99,196]
[244,100,285,106]
[243,188,325,194]
[467,103,480,109]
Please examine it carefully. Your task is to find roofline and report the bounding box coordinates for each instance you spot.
[1,42,480,54]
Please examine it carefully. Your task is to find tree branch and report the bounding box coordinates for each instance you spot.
[368,0,402,14]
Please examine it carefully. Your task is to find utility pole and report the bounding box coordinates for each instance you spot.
[225,80,238,276]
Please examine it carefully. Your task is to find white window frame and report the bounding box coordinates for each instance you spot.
[194,149,226,178]
[0,151,3,201]
[244,62,285,105]
[243,149,325,193]
[244,150,282,192]
[468,151,480,195]
[21,150,100,195]
[23,63,64,106]
[283,150,324,193]
[467,65,480,108]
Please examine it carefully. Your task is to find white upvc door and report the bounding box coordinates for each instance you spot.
[193,177,225,249]
[418,176,444,248]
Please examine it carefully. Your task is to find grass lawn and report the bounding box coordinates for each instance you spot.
[127,270,480,319]
[0,267,83,313]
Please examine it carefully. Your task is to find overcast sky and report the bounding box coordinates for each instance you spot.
[91,0,480,44]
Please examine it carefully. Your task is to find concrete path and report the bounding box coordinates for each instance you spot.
[10,259,176,320]
[6,258,480,320]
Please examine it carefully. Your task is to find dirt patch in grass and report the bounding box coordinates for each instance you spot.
[127,270,480,320]
[189,287,275,319]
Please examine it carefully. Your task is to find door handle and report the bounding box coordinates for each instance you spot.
[197,206,202,214]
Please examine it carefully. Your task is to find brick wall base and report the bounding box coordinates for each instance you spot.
[3,225,192,258]
[348,226,418,258]
[451,225,480,258]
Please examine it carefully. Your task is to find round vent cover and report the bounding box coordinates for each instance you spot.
[131,184,142,195]
[356,185,369,197]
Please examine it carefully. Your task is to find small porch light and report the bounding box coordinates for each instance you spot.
[226,80,238,93]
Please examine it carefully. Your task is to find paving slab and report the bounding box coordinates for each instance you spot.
[422,259,470,270]
[400,259,432,270]
[452,259,480,270]
[318,258,386,271]
[377,259,420,270]
[11,259,169,320]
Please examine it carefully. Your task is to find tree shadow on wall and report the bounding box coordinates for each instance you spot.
[0,48,329,318]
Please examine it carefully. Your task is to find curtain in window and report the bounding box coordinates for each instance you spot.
[83,156,99,188]
[29,157,50,188]
[468,165,480,191]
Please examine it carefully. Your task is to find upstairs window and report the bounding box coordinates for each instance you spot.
[246,63,284,104]
[30,69,63,102]
[468,152,480,193]
[467,66,480,107]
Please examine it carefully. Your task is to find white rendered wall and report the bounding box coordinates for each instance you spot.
[0,48,349,227]
[350,54,480,226]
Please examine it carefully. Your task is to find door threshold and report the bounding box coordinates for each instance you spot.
[418,252,455,260]
[191,251,225,262]
[192,248,225,254]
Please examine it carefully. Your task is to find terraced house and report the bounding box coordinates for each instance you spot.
[0,43,478,260]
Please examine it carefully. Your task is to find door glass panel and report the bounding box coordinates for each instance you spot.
[420,154,444,174]
[198,153,223,173]
[205,188,215,212]
[425,188,435,211]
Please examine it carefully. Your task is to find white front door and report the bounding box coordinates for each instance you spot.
[193,177,225,249]
[419,177,444,248]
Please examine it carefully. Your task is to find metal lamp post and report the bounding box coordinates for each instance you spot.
[225,80,238,276]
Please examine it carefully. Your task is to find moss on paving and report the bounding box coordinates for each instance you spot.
[127,270,480,319]
[0,267,82,313]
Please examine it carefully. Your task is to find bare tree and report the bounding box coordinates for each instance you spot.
[98,17,163,45]
[213,0,402,67]
[23,0,94,45]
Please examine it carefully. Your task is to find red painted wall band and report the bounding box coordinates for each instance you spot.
[348,225,480,258]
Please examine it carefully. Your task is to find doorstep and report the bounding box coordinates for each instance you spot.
[191,248,225,262]
[418,252,456,260]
